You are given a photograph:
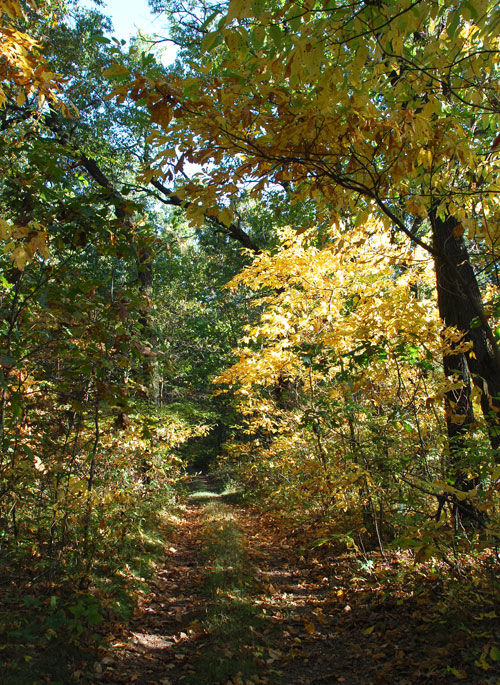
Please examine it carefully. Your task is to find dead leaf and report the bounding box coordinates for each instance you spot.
[303,619,316,634]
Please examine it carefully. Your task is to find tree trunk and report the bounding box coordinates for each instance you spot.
[431,211,500,449]
[431,210,500,524]
[137,246,160,406]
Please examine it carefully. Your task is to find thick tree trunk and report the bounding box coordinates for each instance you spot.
[431,210,500,524]
[431,211,500,450]
[432,211,477,453]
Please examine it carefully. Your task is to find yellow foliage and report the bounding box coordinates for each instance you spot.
[214,224,452,524]
[118,1,500,247]
[0,1,64,269]
[1,219,50,269]
[217,224,440,395]
[0,1,63,110]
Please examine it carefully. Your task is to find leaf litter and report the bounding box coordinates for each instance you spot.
[88,486,500,685]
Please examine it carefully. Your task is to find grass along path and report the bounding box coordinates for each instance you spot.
[90,479,500,684]
[187,499,275,684]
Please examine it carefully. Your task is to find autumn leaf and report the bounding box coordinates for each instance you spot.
[103,63,130,78]
[303,619,316,635]
[490,646,500,662]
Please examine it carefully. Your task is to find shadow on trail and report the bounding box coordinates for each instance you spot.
[93,476,270,685]
[93,497,206,684]
[90,479,496,684]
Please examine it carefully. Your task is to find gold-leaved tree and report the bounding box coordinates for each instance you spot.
[116,0,500,531]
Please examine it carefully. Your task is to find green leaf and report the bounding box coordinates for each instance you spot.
[447,10,460,39]
[463,1,478,19]
[269,23,282,45]
[490,646,500,662]
[200,9,220,31]
[252,0,266,17]
[201,30,221,52]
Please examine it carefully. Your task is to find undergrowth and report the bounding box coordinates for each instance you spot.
[0,402,204,683]
[0,490,176,684]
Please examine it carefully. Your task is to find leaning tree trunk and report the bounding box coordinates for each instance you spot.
[431,209,500,524]
[431,211,500,447]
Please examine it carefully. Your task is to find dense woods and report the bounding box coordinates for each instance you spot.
[1,0,499,682]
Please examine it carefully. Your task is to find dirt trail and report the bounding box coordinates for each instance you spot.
[91,480,498,685]
[93,502,205,684]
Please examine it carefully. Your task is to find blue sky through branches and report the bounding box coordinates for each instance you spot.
[80,0,178,62]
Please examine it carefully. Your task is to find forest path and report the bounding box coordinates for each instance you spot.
[92,478,482,685]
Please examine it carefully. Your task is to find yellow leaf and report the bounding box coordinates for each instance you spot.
[227,0,251,20]
[219,207,233,227]
[0,218,11,240]
[28,231,49,260]
[103,64,129,78]
[363,625,375,635]
[11,245,28,270]
[475,650,491,671]
[449,668,467,680]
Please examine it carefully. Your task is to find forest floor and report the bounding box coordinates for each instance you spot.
[86,477,500,685]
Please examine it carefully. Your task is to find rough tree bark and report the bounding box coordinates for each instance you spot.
[431,211,500,447]
[431,209,500,523]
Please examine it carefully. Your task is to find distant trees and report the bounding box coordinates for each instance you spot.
[118,0,500,530]
[0,0,255,592]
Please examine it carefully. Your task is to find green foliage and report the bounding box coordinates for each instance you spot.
[0,401,206,682]
[189,501,270,685]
